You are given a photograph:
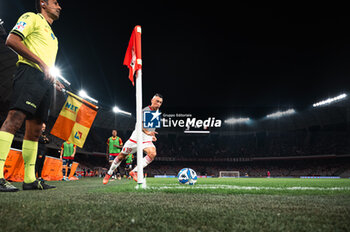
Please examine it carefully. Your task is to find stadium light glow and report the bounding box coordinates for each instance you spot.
[49,66,71,86]
[112,106,120,113]
[312,93,347,107]
[112,106,132,116]
[78,90,98,104]
[266,109,295,119]
[50,66,61,77]
[224,117,250,124]
[79,90,88,98]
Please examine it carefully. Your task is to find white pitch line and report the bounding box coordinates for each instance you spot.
[149,185,350,191]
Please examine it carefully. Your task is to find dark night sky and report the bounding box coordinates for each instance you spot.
[2,1,350,119]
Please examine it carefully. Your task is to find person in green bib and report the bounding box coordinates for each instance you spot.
[106,130,123,179]
[60,141,76,181]
[125,154,134,179]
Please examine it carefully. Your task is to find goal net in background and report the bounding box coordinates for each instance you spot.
[219,171,240,178]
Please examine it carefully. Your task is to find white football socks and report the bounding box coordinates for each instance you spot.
[108,155,154,175]
[107,157,121,175]
[132,155,153,172]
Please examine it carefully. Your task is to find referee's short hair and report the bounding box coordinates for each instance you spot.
[152,93,163,100]
[35,0,48,13]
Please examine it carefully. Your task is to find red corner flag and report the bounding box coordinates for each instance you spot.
[123,25,142,85]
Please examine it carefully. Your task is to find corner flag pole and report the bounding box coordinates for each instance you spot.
[135,69,144,187]
[123,25,144,188]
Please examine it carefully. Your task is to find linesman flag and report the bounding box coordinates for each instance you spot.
[51,91,98,148]
[123,25,142,85]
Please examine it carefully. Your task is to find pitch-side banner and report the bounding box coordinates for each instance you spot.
[51,91,98,148]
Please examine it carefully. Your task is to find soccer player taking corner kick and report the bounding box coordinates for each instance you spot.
[103,94,163,184]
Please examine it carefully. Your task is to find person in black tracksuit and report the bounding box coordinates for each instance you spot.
[36,123,49,180]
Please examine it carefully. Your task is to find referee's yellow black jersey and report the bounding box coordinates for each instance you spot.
[10,12,58,71]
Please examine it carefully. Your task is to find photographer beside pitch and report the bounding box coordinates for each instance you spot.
[0,0,64,192]
[103,94,163,184]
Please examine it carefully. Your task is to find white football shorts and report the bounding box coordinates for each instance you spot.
[121,130,155,154]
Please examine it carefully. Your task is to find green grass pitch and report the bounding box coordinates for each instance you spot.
[1,177,349,231]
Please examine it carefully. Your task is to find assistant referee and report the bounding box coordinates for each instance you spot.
[0,0,64,192]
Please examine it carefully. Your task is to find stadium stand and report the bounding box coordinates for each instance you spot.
[1,25,349,177]
[1,98,349,178]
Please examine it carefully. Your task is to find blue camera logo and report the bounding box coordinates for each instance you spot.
[143,110,162,128]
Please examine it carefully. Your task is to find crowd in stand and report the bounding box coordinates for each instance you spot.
[4,112,350,160]
[154,128,350,158]
[3,114,350,177]
[146,158,350,177]
[68,123,350,178]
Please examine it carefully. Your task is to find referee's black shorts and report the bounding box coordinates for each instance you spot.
[9,63,53,123]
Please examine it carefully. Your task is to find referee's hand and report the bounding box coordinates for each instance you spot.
[41,63,55,81]
[41,63,64,91]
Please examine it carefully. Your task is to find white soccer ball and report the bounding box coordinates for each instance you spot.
[177,168,197,185]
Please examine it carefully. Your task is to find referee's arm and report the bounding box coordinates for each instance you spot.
[6,33,64,90]
[6,34,48,76]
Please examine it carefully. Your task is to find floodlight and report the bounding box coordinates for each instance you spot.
[49,66,71,86]
[50,66,61,78]
[78,89,98,104]
[312,93,347,107]
[266,109,295,119]
[79,90,87,98]
[224,117,250,124]
[112,106,120,113]
[112,106,132,116]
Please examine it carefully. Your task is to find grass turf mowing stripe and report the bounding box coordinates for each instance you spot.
[149,185,350,191]
[95,178,350,195]
[1,178,350,231]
